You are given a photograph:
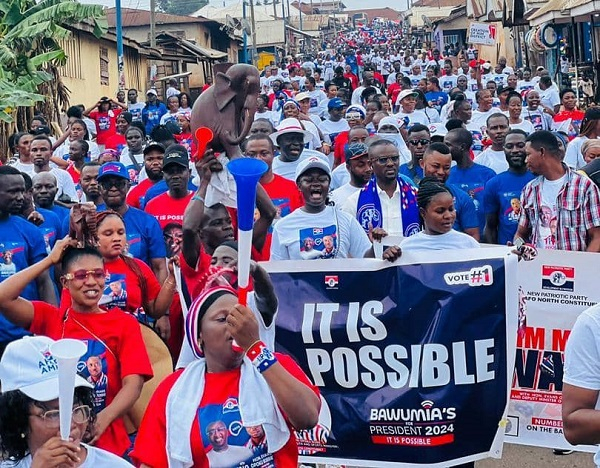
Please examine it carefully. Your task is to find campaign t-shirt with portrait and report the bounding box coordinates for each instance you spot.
[483,170,536,245]
[425,91,448,113]
[439,75,458,93]
[270,205,372,260]
[447,184,480,234]
[131,355,319,468]
[521,108,552,131]
[128,102,146,122]
[256,174,303,261]
[29,302,153,456]
[89,109,121,146]
[145,191,193,230]
[60,256,161,324]
[118,148,144,186]
[318,119,350,147]
[0,216,48,342]
[537,174,567,249]
[553,109,585,140]
[448,163,496,234]
[37,207,62,253]
[466,121,486,157]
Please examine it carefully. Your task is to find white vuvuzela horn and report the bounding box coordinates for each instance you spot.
[49,339,88,440]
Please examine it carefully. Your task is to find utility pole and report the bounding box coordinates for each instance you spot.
[116,0,125,91]
[243,1,248,63]
[249,0,258,65]
[273,0,277,18]
[150,0,156,48]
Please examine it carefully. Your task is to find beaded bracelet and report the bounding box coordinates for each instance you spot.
[246,340,278,373]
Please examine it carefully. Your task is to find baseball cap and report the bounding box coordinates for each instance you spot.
[328,98,345,109]
[378,116,400,132]
[0,336,92,402]
[536,66,545,72]
[143,141,165,156]
[428,123,448,138]
[163,144,189,169]
[295,156,332,181]
[146,89,158,96]
[397,89,419,101]
[345,104,366,119]
[98,161,129,181]
[295,91,311,102]
[497,85,515,95]
[345,142,369,160]
[482,63,492,70]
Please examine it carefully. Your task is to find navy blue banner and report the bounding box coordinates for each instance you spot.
[270,256,512,466]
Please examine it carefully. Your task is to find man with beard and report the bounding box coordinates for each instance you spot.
[31,172,70,224]
[399,124,430,185]
[330,143,373,206]
[515,131,600,251]
[483,130,535,245]
[126,142,165,209]
[79,162,104,206]
[475,114,510,174]
[29,136,78,202]
[350,70,382,105]
[419,143,480,240]
[95,161,167,280]
[145,145,194,230]
[0,166,56,356]
[445,128,496,235]
[343,140,420,238]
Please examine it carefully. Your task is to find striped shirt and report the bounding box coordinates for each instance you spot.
[518,165,600,251]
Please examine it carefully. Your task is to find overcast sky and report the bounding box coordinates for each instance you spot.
[83,0,403,13]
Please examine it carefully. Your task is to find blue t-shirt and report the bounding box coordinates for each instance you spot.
[0,216,48,341]
[345,55,358,75]
[142,102,168,135]
[448,164,496,233]
[46,204,70,233]
[143,180,198,209]
[425,91,448,112]
[399,163,423,186]
[61,204,166,265]
[37,208,62,252]
[447,184,480,234]
[483,170,535,245]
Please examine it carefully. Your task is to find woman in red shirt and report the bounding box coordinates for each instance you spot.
[0,240,153,456]
[84,98,127,147]
[131,286,320,467]
[553,88,585,140]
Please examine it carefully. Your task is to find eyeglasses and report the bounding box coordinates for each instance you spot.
[345,113,363,121]
[372,156,400,165]
[30,405,91,427]
[99,179,128,190]
[408,139,431,146]
[64,268,106,282]
[504,142,526,150]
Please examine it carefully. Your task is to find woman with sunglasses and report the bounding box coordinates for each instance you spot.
[0,336,133,467]
[60,211,177,335]
[0,240,153,457]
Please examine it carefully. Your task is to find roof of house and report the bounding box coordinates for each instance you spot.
[412,0,464,7]
[104,7,212,28]
[344,7,402,20]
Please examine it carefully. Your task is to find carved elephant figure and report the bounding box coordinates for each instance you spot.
[191,63,261,159]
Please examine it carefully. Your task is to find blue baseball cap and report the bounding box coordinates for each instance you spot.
[328,98,345,109]
[97,162,129,181]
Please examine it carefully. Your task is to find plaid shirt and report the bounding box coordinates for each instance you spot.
[518,166,600,251]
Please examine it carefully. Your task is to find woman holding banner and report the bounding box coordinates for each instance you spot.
[0,239,153,457]
[131,286,321,467]
[0,335,133,467]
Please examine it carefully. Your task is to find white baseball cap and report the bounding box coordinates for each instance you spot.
[271,118,311,146]
[0,336,92,402]
[428,123,448,137]
[146,89,158,96]
[397,89,419,101]
[295,91,311,102]
[295,156,331,181]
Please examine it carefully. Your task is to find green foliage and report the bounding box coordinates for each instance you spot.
[157,0,208,17]
[0,0,107,122]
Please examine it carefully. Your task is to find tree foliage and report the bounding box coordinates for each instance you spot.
[157,0,208,17]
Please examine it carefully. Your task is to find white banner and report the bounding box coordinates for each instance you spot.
[468,22,498,46]
[507,249,598,452]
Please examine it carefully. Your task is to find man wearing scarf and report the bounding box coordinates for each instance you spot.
[342,139,420,238]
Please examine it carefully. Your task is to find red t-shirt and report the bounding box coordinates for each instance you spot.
[553,109,585,140]
[388,83,401,104]
[66,163,81,185]
[29,302,153,456]
[104,133,126,153]
[180,248,212,300]
[61,256,161,320]
[257,174,303,261]
[131,355,319,467]
[333,130,350,166]
[145,191,193,229]
[126,178,156,210]
[89,109,121,145]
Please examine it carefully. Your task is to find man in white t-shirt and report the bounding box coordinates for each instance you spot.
[29,136,78,202]
[318,98,350,148]
[330,143,372,207]
[475,113,510,174]
[537,76,561,114]
[515,130,600,251]
[270,118,329,181]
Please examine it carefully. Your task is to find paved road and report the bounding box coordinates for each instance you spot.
[477,444,593,467]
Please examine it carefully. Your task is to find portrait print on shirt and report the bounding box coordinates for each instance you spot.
[299,225,338,259]
[100,273,128,309]
[199,397,274,467]
[0,244,23,279]
[77,340,109,411]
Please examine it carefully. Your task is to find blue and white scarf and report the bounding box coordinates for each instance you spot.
[356,176,420,237]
